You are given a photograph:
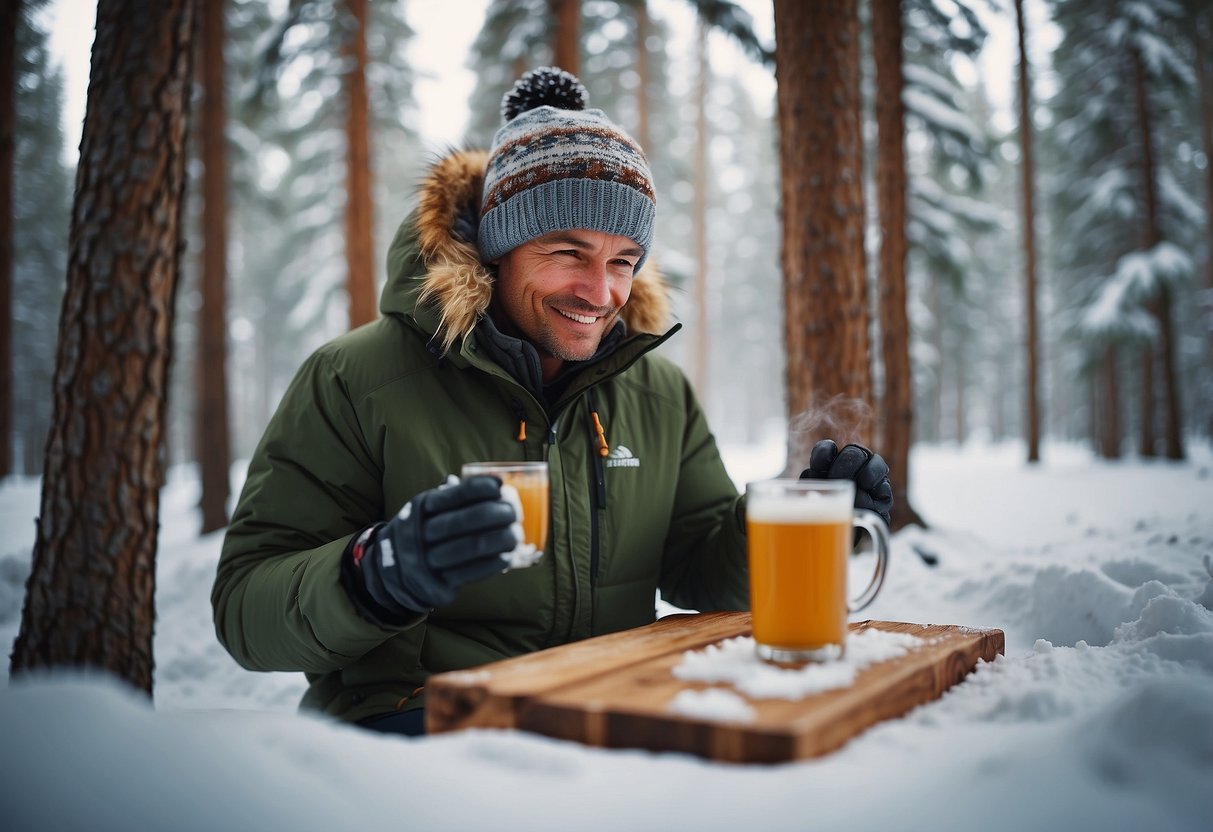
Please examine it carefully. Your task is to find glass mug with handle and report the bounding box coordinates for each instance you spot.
[460,461,549,566]
[745,478,890,662]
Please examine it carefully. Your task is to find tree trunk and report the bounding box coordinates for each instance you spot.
[1139,345,1155,455]
[930,272,943,442]
[1015,0,1041,463]
[1098,345,1122,459]
[871,0,923,529]
[197,0,230,533]
[634,1,652,154]
[549,0,579,76]
[9,0,197,693]
[1155,285,1182,458]
[690,21,709,402]
[0,0,16,479]
[1131,44,1183,459]
[955,330,966,444]
[774,0,872,471]
[344,0,375,329]
[1198,15,1213,439]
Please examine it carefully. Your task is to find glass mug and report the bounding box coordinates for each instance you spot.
[460,461,550,552]
[745,479,890,662]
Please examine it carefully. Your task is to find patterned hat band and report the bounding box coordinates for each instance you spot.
[478,68,656,270]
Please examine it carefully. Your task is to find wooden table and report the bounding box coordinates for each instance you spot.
[426,612,1004,764]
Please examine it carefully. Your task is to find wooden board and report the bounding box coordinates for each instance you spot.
[425,612,1004,764]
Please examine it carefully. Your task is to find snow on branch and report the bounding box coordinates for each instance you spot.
[1078,272,1156,342]
[1158,168,1206,227]
[1132,30,1196,87]
[902,87,982,148]
[1078,241,1194,341]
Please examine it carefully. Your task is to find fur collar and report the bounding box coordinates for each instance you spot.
[413,150,671,354]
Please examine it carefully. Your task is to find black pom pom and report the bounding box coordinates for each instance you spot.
[501,67,589,122]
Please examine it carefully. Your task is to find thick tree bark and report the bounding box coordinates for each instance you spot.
[690,21,709,403]
[1130,44,1182,459]
[872,0,923,529]
[0,0,17,478]
[198,0,230,533]
[1015,0,1041,463]
[774,0,872,471]
[549,0,579,76]
[344,0,375,329]
[9,0,197,693]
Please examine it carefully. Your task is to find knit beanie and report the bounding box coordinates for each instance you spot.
[478,67,656,270]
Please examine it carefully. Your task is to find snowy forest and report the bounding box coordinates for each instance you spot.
[2,2,1212,828]
[7,0,1213,496]
[3,0,1213,700]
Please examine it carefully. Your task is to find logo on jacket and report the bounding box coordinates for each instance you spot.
[605,445,640,468]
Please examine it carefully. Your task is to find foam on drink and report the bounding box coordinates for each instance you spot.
[746,491,852,524]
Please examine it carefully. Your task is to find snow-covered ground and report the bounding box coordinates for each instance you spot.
[2,439,1211,831]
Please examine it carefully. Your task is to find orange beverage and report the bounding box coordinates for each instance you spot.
[461,462,549,550]
[504,471,549,550]
[746,479,890,662]
[747,497,852,654]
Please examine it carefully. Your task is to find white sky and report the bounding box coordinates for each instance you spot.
[41,0,1032,164]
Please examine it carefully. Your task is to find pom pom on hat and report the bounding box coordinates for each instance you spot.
[501,66,588,122]
[479,68,656,269]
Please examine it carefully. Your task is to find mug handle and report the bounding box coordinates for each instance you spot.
[848,509,890,613]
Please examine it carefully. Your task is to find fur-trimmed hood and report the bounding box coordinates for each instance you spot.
[381,150,671,353]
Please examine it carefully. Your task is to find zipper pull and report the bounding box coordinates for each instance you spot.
[590,411,609,458]
[509,397,528,443]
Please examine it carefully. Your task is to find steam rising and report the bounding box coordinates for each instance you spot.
[785,395,874,474]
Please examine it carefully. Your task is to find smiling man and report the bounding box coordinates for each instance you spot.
[212,67,892,738]
[491,229,640,374]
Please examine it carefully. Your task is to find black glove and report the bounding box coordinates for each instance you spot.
[344,476,518,622]
[800,440,893,527]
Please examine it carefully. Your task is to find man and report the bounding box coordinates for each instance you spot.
[213,68,892,736]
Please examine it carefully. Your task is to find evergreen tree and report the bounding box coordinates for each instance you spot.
[11,0,198,693]
[183,0,420,464]
[775,0,873,469]
[1047,0,1200,458]
[898,0,992,445]
[705,74,781,443]
[10,1,71,477]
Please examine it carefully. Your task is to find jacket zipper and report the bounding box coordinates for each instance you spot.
[586,393,608,586]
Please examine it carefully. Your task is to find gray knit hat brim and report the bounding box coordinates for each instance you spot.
[479,178,655,270]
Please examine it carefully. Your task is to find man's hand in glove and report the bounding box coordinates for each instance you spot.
[344,475,518,622]
[799,440,894,527]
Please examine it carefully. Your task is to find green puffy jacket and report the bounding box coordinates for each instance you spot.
[212,150,748,724]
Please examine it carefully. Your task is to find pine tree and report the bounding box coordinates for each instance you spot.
[197,0,232,533]
[1048,0,1199,458]
[0,0,13,479]
[11,0,198,693]
[1015,0,1041,463]
[9,1,71,478]
[774,0,873,470]
[872,0,927,529]
[706,74,781,443]
[897,0,990,446]
[207,0,418,465]
[343,0,375,329]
